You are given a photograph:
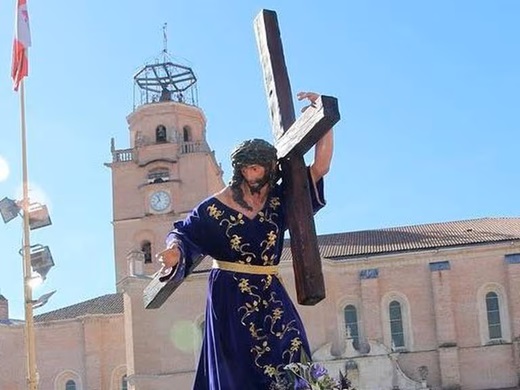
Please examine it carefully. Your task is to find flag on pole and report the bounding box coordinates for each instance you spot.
[11,0,31,91]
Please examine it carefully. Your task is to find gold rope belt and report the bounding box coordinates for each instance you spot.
[212,260,279,275]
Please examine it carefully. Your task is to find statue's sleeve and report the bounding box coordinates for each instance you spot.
[308,167,326,214]
[165,203,208,278]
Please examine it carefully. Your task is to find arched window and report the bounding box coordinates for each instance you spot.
[156,125,167,143]
[486,292,502,340]
[141,241,152,264]
[65,380,76,390]
[343,305,359,345]
[121,374,128,390]
[389,300,405,348]
[110,366,127,390]
[183,125,192,142]
[55,371,82,390]
[382,293,413,351]
[477,284,511,345]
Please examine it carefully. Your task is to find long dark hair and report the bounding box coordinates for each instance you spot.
[229,139,279,211]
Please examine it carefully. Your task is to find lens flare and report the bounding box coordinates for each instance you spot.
[15,182,51,209]
[169,320,202,353]
[28,275,43,289]
[0,156,9,182]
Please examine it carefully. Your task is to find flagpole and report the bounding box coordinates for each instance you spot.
[19,79,38,390]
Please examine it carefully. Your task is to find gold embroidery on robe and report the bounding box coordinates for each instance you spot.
[210,197,301,380]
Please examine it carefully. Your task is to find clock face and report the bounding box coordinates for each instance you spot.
[149,190,171,212]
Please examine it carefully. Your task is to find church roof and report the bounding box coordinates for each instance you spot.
[0,319,24,326]
[34,293,123,322]
[32,217,520,322]
[280,217,520,261]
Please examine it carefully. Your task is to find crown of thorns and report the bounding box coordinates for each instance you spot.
[231,139,278,168]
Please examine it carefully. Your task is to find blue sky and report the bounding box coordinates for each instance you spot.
[0,1,518,319]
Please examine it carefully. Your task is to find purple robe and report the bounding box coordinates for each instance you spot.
[167,171,325,389]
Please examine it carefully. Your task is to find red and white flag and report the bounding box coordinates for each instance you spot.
[11,0,31,91]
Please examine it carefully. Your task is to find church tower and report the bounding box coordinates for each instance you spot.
[107,59,224,288]
[106,52,225,388]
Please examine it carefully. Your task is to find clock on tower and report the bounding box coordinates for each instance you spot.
[149,190,171,213]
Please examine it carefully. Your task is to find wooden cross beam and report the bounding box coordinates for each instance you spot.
[144,251,204,309]
[254,9,340,305]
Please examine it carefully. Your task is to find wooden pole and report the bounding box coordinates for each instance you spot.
[19,79,38,390]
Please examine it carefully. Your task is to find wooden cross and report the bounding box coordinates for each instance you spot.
[144,9,340,309]
[254,9,340,305]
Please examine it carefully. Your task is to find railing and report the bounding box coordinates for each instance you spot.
[111,142,209,163]
[112,148,134,162]
[180,141,210,154]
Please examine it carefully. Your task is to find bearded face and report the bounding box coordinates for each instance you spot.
[229,139,279,211]
[242,164,272,194]
[247,177,269,194]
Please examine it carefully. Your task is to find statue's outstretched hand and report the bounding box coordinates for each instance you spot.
[156,245,181,274]
[297,91,320,113]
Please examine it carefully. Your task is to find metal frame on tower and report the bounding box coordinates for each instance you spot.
[132,23,199,108]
